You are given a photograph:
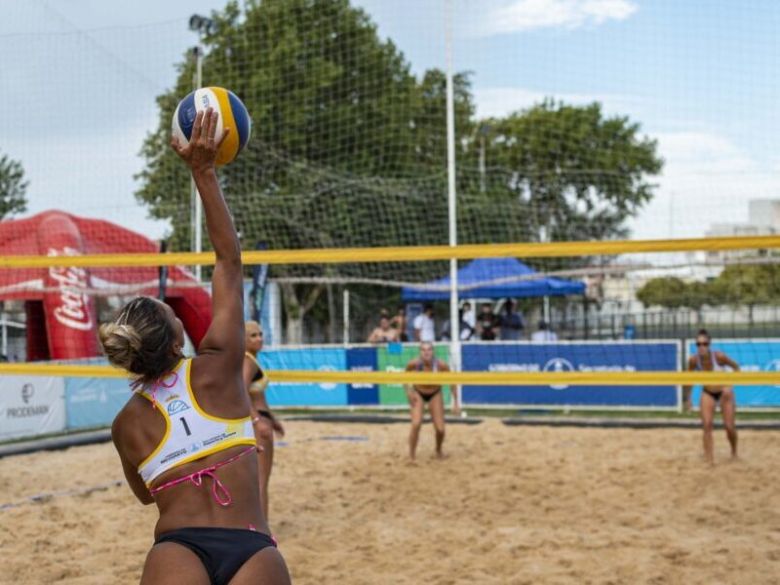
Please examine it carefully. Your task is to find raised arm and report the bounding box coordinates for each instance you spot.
[171,109,243,363]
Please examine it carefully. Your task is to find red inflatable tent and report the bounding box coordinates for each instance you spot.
[0,210,212,361]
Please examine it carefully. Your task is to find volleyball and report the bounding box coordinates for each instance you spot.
[171,87,251,166]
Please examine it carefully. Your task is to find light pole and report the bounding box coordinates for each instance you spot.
[188,14,215,281]
[478,123,490,193]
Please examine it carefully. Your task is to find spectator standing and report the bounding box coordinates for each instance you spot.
[367,314,400,343]
[476,302,500,340]
[499,299,524,340]
[413,303,436,342]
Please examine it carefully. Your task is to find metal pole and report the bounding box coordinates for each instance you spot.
[479,134,486,193]
[191,46,204,282]
[1,314,7,358]
[444,0,461,410]
[343,289,350,346]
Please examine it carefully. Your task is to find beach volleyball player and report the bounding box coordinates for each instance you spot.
[404,342,460,460]
[683,329,739,465]
[100,109,290,584]
[243,320,285,524]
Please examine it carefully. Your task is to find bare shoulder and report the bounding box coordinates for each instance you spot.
[111,394,148,448]
[437,360,450,371]
[405,358,420,371]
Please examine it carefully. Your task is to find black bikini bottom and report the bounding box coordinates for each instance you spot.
[155,526,276,585]
[703,389,723,402]
[415,388,442,403]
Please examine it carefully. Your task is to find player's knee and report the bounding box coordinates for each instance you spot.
[702,419,714,432]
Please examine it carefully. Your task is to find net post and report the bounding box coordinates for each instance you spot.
[444,0,461,410]
[190,45,204,282]
[343,289,350,346]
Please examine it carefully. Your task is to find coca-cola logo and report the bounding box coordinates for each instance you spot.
[48,247,93,331]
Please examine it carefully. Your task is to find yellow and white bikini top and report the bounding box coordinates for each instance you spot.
[137,359,256,487]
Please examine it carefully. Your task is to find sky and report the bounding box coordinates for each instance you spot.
[2,0,780,242]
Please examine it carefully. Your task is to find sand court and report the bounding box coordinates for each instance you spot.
[1,419,779,584]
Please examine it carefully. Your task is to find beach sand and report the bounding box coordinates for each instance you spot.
[1,419,779,584]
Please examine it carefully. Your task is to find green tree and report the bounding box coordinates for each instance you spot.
[636,277,688,310]
[0,152,28,218]
[136,0,474,341]
[712,264,779,326]
[136,1,661,342]
[474,100,662,243]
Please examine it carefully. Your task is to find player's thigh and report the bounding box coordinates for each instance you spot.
[720,387,737,421]
[700,392,716,427]
[428,393,446,431]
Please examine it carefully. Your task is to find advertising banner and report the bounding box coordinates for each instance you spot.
[685,339,780,407]
[0,375,66,440]
[65,376,131,429]
[346,347,379,405]
[461,342,679,407]
[261,347,348,406]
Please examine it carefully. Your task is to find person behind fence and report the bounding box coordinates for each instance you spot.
[99,109,290,584]
[413,303,436,342]
[403,342,460,460]
[461,301,476,335]
[390,305,409,342]
[531,320,558,342]
[367,313,400,343]
[243,320,285,525]
[476,302,500,340]
[439,308,473,341]
[499,299,524,340]
[683,329,739,465]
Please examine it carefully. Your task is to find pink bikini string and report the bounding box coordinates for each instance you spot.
[145,372,179,409]
[149,446,256,506]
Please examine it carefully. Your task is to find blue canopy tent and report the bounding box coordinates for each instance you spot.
[401,257,585,301]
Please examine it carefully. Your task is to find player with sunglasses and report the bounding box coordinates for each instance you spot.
[683,329,739,465]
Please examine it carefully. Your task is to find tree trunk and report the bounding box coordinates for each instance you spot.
[279,281,324,345]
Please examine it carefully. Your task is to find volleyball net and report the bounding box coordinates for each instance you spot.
[0,234,778,391]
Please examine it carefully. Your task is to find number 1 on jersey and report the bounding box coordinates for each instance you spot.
[179,417,192,436]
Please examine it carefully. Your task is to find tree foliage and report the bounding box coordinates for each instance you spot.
[0,153,28,219]
[135,0,662,341]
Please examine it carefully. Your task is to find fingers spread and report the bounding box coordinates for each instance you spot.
[191,109,205,141]
[207,108,219,141]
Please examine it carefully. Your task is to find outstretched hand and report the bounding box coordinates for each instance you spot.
[170,108,230,173]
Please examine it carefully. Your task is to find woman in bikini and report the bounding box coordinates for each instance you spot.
[684,329,739,465]
[243,320,285,524]
[403,342,460,460]
[101,109,290,584]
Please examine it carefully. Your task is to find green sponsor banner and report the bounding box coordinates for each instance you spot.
[377,344,451,405]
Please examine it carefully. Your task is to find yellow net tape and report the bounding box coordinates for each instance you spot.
[1,364,777,386]
[0,235,777,268]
